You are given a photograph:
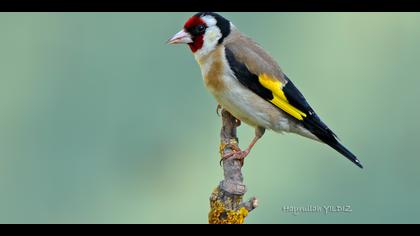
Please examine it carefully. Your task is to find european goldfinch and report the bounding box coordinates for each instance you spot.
[168,12,363,168]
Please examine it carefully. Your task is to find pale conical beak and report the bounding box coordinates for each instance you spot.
[167,30,193,45]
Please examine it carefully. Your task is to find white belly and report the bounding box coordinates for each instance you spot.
[210,74,291,131]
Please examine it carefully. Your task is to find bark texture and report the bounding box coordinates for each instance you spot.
[208,109,258,224]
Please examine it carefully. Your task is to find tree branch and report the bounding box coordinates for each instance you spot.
[208,109,258,224]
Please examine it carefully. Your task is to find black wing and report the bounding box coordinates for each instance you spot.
[225,47,363,168]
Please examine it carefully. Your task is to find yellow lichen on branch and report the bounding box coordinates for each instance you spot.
[209,187,249,224]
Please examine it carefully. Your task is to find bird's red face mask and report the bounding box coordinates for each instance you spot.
[167,16,207,53]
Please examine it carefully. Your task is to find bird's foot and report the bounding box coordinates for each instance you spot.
[224,149,250,160]
[219,142,240,156]
[220,144,250,166]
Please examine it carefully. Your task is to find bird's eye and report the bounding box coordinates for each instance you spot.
[191,25,206,36]
[188,24,207,36]
[197,25,206,32]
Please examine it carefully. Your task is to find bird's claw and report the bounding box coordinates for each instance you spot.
[220,148,250,167]
[219,142,241,166]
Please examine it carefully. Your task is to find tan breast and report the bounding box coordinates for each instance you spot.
[198,46,226,92]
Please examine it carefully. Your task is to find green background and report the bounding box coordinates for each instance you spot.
[0,13,419,223]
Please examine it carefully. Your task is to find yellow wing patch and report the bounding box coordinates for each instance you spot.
[258,74,307,121]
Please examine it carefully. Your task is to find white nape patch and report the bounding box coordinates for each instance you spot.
[201,15,217,27]
[194,15,222,60]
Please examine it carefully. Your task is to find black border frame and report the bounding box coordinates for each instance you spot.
[2,0,420,12]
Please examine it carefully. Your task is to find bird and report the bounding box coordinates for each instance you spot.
[167,12,363,168]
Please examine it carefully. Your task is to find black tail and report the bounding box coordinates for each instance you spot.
[327,140,363,169]
[302,114,363,169]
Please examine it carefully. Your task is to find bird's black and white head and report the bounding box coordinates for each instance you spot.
[168,12,232,58]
